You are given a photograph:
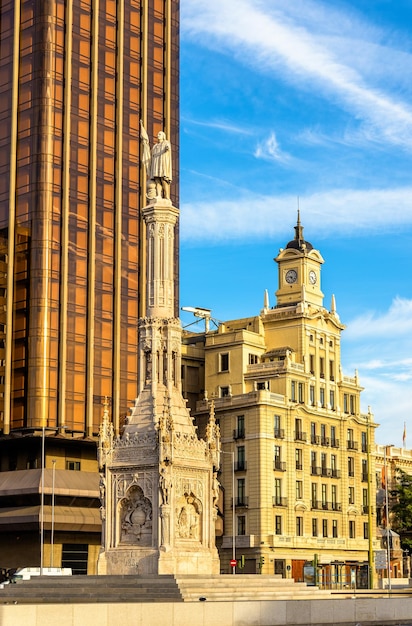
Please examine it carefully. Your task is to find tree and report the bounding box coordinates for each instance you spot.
[390,469,412,551]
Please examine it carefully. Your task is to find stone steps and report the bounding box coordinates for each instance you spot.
[0,575,183,604]
[0,573,332,605]
[175,574,333,602]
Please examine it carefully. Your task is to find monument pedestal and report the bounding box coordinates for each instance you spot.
[97,199,220,576]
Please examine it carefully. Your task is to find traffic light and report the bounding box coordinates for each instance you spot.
[260,555,265,568]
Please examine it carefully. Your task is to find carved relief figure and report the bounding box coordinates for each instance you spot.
[160,508,170,549]
[99,473,107,545]
[176,493,202,541]
[120,485,152,545]
[99,474,106,504]
[159,466,172,505]
[145,348,152,381]
[212,472,220,510]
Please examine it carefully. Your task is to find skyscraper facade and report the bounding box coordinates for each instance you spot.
[0,0,178,436]
[0,0,179,572]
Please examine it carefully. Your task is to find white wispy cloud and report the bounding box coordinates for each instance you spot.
[254,132,290,163]
[182,116,253,135]
[182,0,412,149]
[346,297,412,340]
[342,297,412,443]
[354,374,410,446]
[181,187,412,242]
[344,299,412,392]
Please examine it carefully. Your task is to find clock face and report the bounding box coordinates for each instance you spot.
[285,269,298,284]
[309,270,317,285]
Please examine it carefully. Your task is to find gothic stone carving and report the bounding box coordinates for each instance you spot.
[120,485,152,546]
[176,493,202,541]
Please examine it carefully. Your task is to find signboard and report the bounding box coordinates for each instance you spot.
[303,565,315,586]
[230,559,237,568]
[374,550,388,570]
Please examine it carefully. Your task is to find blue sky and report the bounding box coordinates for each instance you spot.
[178,0,412,446]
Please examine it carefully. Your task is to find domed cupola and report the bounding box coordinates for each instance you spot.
[285,211,313,253]
[274,213,324,308]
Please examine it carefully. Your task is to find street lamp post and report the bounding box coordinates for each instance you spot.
[40,424,45,575]
[222,450,235,574]
[384,445,393,594]
[366,408,373,588]
[50,459,56,567]
[403,550,410,578]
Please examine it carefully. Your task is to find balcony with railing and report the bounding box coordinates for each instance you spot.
[233,497,249,508]
[321,437,330,447]
[295,431,307,442]
[246,360,304,377]
[311,435,320,445]
[274,428,285,439]
[273,460,286,471]
[311,500,332,510]
[311,465,321,476]
[234,461,247,471]
[331,468,341,478]
[233,429,245,440]
[361,473,368,482]
[272,496,288,507]
[313,501,341,511]
[362,505,370,514]
[330,438,340,448]
[347,440,358,451]
[321,467,332,477]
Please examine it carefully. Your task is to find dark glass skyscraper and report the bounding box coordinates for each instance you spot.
[0,0,179,571]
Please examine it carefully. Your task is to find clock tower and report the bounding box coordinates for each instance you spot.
[275,213,324,307]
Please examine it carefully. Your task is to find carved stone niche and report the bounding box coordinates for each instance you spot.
[175,492,202,543]
[119,485,153,546]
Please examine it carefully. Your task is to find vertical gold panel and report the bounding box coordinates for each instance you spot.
[27,1,55,428]
[139,0,149,320]
[3,0,22,435]
[165,0,172,139]
[86,0,100,436]
[58,0,74,433]
[112,0,124,434]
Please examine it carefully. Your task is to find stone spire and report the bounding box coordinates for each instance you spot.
[97,194,220,576]
[263,288,269,311]
[97,397,114,470]
[294,209,304,247]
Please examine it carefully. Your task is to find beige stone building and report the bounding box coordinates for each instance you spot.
[374,444,412,580]
[183,217,380,587]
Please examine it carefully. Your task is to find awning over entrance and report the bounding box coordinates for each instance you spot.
[0,505,101,532]
[0,469,99,497]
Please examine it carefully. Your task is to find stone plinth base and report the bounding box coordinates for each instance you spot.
[158,548,220,576]
[98,548,159,575]
[98,547,220,576]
